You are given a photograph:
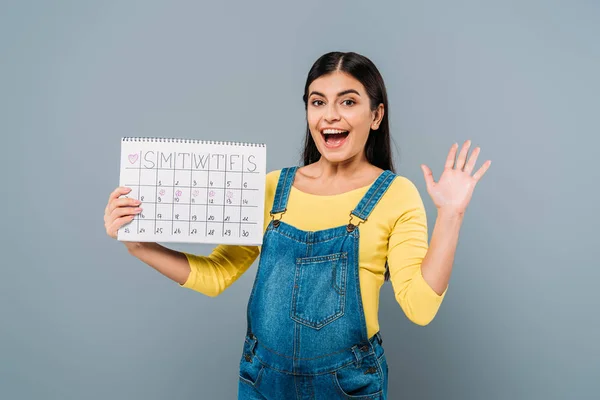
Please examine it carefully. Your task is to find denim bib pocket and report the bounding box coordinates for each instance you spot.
[291,252,348,329]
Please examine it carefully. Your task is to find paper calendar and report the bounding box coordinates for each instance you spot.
[117,137,267,245]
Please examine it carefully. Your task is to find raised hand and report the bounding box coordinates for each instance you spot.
[420,140,491,216]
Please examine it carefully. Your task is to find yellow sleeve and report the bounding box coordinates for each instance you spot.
[387,178,448,326]
[180,245,259,297]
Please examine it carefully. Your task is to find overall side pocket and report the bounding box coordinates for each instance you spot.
[332,355,384,399]
[238,339,265,388]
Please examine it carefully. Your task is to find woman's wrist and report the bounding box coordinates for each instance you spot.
[123,241,151,254]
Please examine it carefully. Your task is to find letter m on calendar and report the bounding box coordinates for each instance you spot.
[117,137,267,245]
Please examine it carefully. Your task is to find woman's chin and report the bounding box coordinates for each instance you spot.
[318,151,353,164]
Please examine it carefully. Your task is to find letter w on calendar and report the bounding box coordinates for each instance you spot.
[117,137,267,245]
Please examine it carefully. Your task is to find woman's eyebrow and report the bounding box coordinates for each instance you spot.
[308,89,361,98]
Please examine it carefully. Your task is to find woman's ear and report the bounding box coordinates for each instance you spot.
[371,104,384,130]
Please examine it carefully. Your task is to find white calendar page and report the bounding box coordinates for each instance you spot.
[117,137,267,245]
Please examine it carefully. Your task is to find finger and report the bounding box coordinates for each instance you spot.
[107,196,141,216]
[108,186,132,204]
[421,164,435,191]
[472,160,492,182]
[108,215,136,238]
[105,206,140,229]
[456,140,471,170]
[111,205,143,220]
[106,187,132,216]
[444,143,459,170]
[463,147,480,175]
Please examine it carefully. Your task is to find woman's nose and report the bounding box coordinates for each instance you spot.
[324,104,341,122]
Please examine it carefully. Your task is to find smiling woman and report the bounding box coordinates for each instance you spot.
[104,51,491,400]
[231,52,414,399]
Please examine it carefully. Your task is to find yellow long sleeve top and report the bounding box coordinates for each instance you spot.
[181,169,448,336]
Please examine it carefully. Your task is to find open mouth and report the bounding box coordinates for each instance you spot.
[321,129,350,148]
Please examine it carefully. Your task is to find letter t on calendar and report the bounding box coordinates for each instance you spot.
[117,137,267,245]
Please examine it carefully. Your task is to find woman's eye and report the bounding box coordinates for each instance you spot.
[311,100,324,106]
[342,99,355,106]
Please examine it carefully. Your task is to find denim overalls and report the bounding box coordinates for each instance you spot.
[238,166,396,399]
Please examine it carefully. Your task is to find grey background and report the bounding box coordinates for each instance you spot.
[1,0,598,399]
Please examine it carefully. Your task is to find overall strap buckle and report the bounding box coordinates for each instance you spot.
[270,209,286,228]
[346,211,367,233]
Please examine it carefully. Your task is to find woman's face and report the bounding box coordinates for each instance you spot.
[306,71,383,165]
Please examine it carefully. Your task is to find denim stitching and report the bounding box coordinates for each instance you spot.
[355,172,393,218]
[274,167,290,213]
[361,173,394,217]
[331,370,384,399]
[282,166,297,212]
[239,364,265,388]
[355,172,388,216]
[273,226,357,244]
[253,352,363,376]
[292,253,347,329]
[257,342,350,361]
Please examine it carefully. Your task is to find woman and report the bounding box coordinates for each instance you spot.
[104,51,491,399]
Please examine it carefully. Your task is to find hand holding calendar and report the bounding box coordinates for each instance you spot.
[111,137,267,245]
[104,186,143,239]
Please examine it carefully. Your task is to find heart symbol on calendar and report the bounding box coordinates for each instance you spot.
[128,154,139,164]
[192,190,199,197]
[159,189,166,196]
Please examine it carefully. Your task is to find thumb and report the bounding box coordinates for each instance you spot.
[421,164,435,192]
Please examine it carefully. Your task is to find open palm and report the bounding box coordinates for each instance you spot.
[420,140,491,216]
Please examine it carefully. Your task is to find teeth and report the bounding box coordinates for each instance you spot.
[322,129,348,134]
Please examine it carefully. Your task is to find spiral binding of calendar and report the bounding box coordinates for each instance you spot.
[121,137,266,147]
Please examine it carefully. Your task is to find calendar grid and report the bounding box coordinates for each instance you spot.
[118,139,266,244]
[137,150,142,233]
[239,157,244,236]
[123,183,258,190]
[171,160,175,234]
[125,167,259,174]
[188,155,193,236]
[222,163,227,233]
[120,200,258,207]
[136,218,257,224]
[205,157,210,236]
[154,152,159,235]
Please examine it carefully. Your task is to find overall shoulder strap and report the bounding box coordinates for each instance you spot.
[351,170,396,222]
[270,166,298,215]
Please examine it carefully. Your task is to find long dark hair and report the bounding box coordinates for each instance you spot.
[301,51,395,281]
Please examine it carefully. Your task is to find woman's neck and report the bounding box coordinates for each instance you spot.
[312,153,371,179]
[293,155,383,196]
